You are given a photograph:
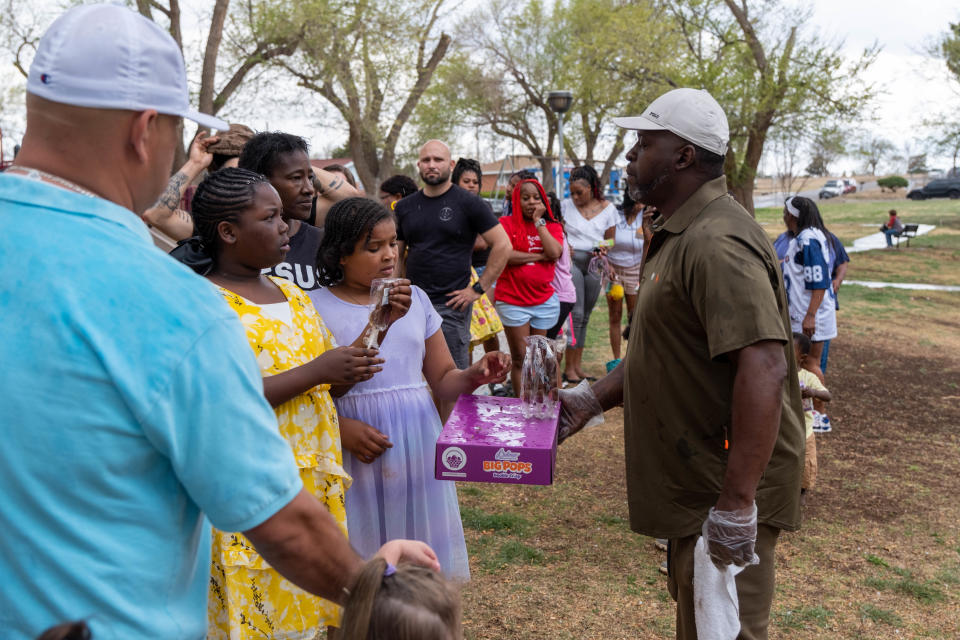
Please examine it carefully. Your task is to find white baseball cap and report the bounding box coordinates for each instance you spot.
[27,3,227,130]
[613,88,729,157]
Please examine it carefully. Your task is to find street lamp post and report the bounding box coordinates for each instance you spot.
[547,90,573,199]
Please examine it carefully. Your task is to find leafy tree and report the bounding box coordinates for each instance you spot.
[278,0,451,192]
[805,125,847,177]
[416,0,675,192]
[908,153,928,174]
[1,0,311,169]
[664,0,877,213]
[876,176,907,192]
[923,116,960,174]
[856,135,895,175]
[554,0,680,187]
[939,21,960,84]
[766,119,810,193]
[136,0,307,167]
[415,0,565,191]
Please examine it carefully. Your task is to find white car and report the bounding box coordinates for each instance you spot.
[818,179,844,199]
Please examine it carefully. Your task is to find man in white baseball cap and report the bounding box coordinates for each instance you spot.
[559,87,804,640]
[0,5,437,639]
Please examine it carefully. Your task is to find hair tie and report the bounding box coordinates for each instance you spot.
[384,563,397,578]
[169,235,215,275]
[784,197,800,218]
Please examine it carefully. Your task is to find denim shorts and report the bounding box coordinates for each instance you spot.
[495,294,560,330]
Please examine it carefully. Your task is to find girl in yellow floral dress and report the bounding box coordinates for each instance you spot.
[177,168,405,640]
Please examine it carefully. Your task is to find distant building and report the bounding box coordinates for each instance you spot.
[478,154,623,202]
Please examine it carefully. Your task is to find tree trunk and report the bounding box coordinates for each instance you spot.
[539,157,555,193]
[599,138,625,194]
[198,0,230,117]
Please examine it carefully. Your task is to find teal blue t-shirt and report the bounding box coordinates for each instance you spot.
[0,174,303,639]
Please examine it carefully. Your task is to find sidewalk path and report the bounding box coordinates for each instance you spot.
[847,224,936,252]
[845,280,960,292]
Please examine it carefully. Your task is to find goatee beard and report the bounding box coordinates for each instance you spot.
[421,172,450,186]
[629,170,670,202]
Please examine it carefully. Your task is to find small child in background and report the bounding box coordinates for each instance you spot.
[794,332,832,505]
[339,558,461,640]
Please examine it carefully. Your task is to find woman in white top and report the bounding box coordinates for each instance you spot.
[559,165,617,383]
[603,191,652,369]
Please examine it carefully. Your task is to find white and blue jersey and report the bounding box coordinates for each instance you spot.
[782,227,837,341]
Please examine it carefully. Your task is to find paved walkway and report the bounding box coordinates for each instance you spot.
[845,280,960,292]
[847,224,936,253]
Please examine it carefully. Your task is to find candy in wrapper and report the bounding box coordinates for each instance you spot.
[520,335,560,419]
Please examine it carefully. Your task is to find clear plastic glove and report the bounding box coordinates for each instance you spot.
[701,502,760,569]
[557,380,604,443]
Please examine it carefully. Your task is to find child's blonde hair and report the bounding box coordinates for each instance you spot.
[340,558,461,640]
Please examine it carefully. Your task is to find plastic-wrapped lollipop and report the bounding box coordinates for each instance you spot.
[587,253,613,288]
[365,277,399,349]
[520,335,560,419]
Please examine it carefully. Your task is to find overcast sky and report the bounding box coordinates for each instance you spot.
[2,0,959,174]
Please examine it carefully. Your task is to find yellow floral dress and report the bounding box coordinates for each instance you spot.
[208,277,350,639]
[469,267,503,347]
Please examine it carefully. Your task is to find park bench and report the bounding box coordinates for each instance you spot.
[893,223,919,248]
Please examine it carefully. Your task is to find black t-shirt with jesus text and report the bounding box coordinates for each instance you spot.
[396,184,499,304]
[263,221,323,291]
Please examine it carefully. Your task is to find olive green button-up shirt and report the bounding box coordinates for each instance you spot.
[623,176,804,539]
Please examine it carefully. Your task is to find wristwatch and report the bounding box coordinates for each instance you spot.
[535,218,547,228]
[472,281,485,295]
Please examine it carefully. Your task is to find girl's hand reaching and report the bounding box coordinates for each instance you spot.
[465,352,511,388]
[313,346,384,384]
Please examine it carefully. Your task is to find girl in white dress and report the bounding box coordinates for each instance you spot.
[309,197,510,579]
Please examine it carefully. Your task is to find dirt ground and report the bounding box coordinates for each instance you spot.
[456,283,960,638]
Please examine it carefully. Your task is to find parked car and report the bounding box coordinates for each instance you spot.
[842,178,858,194]
[819,179,844,199]
[906,177,960,200]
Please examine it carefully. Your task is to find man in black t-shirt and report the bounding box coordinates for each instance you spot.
[396,140,510,372]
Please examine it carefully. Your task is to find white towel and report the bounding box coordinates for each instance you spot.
[693,536,747,640]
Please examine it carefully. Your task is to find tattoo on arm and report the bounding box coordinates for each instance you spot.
[154,172,189,211]
[327,178,344,191]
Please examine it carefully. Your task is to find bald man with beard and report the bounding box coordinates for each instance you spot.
[396,140,510,384]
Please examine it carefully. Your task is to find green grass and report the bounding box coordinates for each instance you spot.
[860,604,903,626]
[866,553,890,568]
[479,540,545,571]
[595,514,627,527]
[863,574,946,605]
[460,506,532,536]
[774,605,834,630]
[755,199,960,228]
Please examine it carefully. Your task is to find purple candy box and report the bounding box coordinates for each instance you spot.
[435,394,560,486]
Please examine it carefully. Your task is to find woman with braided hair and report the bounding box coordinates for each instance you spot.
[173,168,403,639]
[560,164,617,383]
[310,197,509,583]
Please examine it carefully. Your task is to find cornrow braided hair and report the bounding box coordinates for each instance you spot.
[317,197,395,287]
[569,164,602,201]
[452,157,482,187]
[171,167,269,274]
[238,131,308,178]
